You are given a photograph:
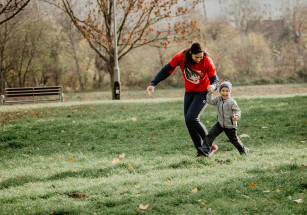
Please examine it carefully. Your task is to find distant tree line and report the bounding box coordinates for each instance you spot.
[0,0,306,97]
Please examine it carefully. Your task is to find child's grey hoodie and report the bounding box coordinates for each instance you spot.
[206,93,241,129]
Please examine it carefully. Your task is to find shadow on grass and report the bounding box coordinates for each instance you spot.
[1,162,305,214]
[0,164,131,190]
[83,163,305,214]
[42,163,305,214]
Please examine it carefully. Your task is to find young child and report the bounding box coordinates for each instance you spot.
[198,80,249,156]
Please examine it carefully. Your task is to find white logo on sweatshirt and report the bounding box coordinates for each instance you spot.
[184,67,200,84]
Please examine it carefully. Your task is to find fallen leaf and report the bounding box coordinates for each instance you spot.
[192,187,198,193]
[249,183,258,188]
[128,163,134,171]
[269,199,277,204]
[300,164,305,168]
[71,170,76,173]
[0,174,2,178]
[149,136,157,140]
[166,180,173,185]
[66,157,76,162]
[131,117,137,122]
[138,204,149,210]
[112,158,120,164]
[276,189,281,193]
[239,134,250,138]
[253,200,257,205]
[300,141,305,143]
[119,153,125,158]
[61,130,65,133]
[266,162,274,166]
[30,111,35,115]
[17,176,23,180]
[180,182,186,185]
[68,193,87,198]
[293,199,303,204]
[56,155,61,160]
[120,116,124,119]
[152,145,156,150]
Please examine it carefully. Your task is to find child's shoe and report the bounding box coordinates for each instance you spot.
[243,147,249,155]
[209,143,219,156]
[240,147,249,155]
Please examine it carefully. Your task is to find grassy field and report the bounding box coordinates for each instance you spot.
[63,83,307,102]
[0,87,306,214]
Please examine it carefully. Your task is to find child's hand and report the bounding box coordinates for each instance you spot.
[207,85,215,94]
[233,115,239,121]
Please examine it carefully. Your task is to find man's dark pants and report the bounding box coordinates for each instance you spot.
[184,91,208,151]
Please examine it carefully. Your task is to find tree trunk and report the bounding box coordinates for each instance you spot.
[0,43,4,93]
[106,61,115,100]
[70,37,84,91]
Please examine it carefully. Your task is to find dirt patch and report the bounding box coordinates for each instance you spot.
[68,193,87,198]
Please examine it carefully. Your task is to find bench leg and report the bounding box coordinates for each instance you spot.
[60,92,64,102]
[1,95,5,105]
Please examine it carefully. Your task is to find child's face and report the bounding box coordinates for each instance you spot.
[220,87,230,99]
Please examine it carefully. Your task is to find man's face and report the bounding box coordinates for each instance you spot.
[191,52,203,64]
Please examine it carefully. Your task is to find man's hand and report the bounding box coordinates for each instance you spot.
[146,86,155,95]
[233,115,239,121]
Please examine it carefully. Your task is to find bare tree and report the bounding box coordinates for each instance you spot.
[0,3,28,91]
[56,0,199,99]
[0,0,30,25]
[283,2,307,76]
[228,0,263,33]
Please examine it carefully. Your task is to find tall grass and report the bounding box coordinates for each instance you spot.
[0,95,306,214]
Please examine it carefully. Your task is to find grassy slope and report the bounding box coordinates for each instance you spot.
[0,94,306,214]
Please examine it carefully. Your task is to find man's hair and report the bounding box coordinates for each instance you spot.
[183,42,207,77]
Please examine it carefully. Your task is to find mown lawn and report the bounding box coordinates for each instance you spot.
[0,95,306,214]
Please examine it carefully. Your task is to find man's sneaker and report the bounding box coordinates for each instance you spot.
[209,143,219,156]
[195,152,207,157]
[197,147,209,157]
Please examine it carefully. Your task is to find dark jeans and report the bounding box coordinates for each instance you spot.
[184,91,208,151]
[202,122,245,154]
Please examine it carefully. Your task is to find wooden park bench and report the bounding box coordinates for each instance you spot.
[1,86,64,105]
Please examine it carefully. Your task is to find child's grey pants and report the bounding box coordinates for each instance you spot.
[184,91,208,151]
[205,122,245,154]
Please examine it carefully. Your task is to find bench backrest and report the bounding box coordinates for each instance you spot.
[4,86,63,97]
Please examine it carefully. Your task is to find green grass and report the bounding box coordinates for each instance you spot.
[0,95,306,214]
[63,83,307,102]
